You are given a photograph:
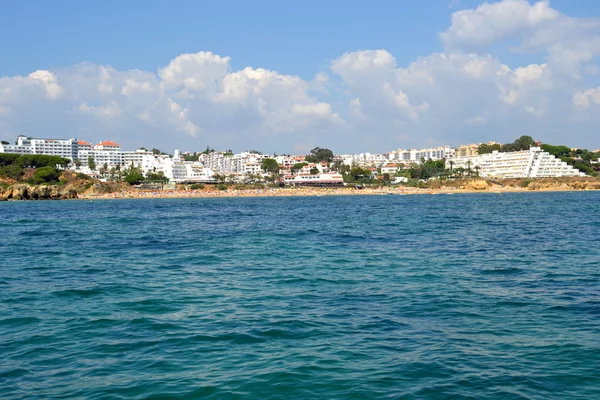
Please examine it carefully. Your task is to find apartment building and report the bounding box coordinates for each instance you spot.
[450,147,585,178]
[456,144,479,158]
[0,135,79,160]
[390,146,456,162]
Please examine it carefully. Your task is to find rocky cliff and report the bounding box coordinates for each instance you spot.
[0,184,80,200]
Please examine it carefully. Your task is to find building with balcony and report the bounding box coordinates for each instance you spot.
[450,147,585,178]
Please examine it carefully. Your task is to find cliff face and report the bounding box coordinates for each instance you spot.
[527,180,600,191]
[0,184,79,200]
[0,180,133,201]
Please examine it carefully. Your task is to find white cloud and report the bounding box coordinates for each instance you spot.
[158,51,230,92]
[0,69,63,103]
[441,0,600,79]
[573,87,600,108]
[512,63,547,86]
[78,101,121,118]
[121,78,156,97]
[440,0,560,51]
[1,1,600,152]
[0,52,341,151]
[310,72,330,94]
[28,70,64,99]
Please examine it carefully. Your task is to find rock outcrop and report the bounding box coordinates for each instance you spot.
[0,184,79,201]
[464,179,490,191]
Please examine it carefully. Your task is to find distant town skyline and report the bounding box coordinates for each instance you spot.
[2,0,600,153]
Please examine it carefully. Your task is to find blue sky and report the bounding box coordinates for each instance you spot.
[1,0,600,153]
[2,0,598,77]
[1,0,452,77]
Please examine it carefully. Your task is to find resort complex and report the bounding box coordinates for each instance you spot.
[0,134,593,184]
[450,147,585,179]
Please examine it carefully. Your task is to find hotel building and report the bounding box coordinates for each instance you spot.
[0,135,79,160]
[77,141,153,170]
[450,147,585,178]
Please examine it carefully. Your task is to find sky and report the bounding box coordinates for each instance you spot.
[1,0,600,154]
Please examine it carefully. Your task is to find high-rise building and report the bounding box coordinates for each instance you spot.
[0,135,79,160]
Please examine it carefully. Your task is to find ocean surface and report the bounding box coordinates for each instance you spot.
[1,192,599,399]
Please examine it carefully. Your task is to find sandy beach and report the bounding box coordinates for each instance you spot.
[79,184,599,200]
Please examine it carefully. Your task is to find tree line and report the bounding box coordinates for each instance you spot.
[0,154,70,184]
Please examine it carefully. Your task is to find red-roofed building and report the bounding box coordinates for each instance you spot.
[94,140,121,151]
[78,140,92,151]
[381,163,401,174]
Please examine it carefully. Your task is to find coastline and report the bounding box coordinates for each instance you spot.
[3,177,599,202]
[77,185,600,200]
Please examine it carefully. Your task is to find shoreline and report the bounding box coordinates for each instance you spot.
[78,185,600,200]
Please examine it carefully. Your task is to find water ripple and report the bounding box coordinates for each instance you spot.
[1,193,600,399]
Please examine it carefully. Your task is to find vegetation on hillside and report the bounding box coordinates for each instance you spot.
[0,154,70,184]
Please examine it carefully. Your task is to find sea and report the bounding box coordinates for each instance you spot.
[1,192,599,399]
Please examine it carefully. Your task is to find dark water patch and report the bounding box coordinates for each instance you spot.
[0,316,41,327]
[479,267,525,275]
[0,368,28,380]
[116,298,181,314]
[187,332,266,344]
[52,287,105,298]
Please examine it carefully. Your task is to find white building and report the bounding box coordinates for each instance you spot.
[150,150,216,183]
[284,173,345,186]
[381,163,403,175]
[230,152,270,174]
[0,135,79,160]
[339,153,388,167]
[390,146,456,163]
[198,152,234,173]
[78,141,153,170]
[450,147,585,178]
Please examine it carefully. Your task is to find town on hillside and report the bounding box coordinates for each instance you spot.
[1,135,598,188]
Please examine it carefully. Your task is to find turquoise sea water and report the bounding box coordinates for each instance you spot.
[1,193,599,399]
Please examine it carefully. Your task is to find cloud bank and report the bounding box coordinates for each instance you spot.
[1,0,600,153]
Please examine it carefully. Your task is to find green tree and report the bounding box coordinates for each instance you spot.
[292,162,308,172]
[514,135,536,150]
[410,159,446,180]
[88,156,96,171]
[100,162,109,177]
[502,135,536,152]
[305,147,334,163]
[213,173,226,183]
[478,143,503,154]
[309,167,319,175]
[261,158,280,182]
[541,144,571,157]
[343,166,372,183]
[124,171,144,185]
[146,171,169,183]
[32,166,61,184]
[261,158,279,174]
[184,153,200,161]
[0,154,19,166]
[381,173,392,184]
[0,164,23,180]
